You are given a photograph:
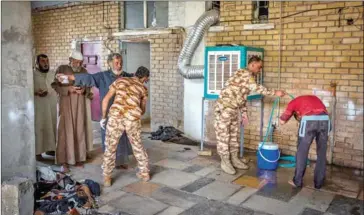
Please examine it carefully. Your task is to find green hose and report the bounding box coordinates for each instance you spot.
[259,93,309,168]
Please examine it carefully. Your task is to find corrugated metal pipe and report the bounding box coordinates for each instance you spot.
[178,9,220,79]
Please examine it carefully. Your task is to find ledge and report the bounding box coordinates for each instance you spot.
[113,28,174,37]
[208,26,225,32]
[243,23,275,30]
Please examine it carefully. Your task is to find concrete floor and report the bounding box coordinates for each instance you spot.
[39,125,364,215]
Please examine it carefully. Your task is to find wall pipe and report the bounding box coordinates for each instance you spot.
[276,2,283,125]
[177,9,220,79]
[329,81,338,165]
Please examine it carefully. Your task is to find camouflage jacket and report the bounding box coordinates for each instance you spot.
[216,69,275,113]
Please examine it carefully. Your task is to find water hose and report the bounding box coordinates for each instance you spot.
[258,94,309,168]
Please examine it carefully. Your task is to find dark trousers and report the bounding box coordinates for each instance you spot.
[101,128,133,166]
[293,119,329,188]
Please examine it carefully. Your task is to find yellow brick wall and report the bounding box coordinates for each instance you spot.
[32,1,121,71]
[206,1,363,169]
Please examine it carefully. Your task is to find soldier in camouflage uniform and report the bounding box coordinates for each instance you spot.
[215,56,285,175]
[101,66,150,186]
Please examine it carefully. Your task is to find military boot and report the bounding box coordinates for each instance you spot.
[231,151,249,170]
[104,176,112,187]
[241,157,249,164]
[220,154,236,175]
[137,172,151,182]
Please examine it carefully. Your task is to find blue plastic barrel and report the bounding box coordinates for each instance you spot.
[257,142,280,170]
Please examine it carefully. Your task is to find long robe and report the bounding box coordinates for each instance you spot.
[52,65,93,165]
[33,68,57,155]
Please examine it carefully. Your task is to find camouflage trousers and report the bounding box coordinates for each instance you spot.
[103,116,149,177]
[214,104,240,156]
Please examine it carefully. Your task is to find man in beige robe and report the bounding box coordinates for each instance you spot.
[51,50,93,172]
[33,54,57,160]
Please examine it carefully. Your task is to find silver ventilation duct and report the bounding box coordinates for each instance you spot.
[178,9,220,79]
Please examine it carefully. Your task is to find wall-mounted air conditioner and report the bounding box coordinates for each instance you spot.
[204,46,264,100]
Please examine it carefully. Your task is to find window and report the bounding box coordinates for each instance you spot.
[206,1,220,11]
[252,1,269,24]
[124,1,168,29]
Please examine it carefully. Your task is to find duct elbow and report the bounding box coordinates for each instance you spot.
[177,9,220,80]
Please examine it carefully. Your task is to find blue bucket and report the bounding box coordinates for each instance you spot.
[257,142,280,170]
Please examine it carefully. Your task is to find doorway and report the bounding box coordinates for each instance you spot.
[81,42,102,122]
[121,41,151,131]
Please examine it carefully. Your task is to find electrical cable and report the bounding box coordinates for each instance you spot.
[245,5,364,22]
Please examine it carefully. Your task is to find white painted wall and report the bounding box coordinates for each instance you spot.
[182,2,206,140]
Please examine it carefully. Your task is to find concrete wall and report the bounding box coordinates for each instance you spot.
[1,1,36,181]
[169,2,185,27]
[168,1,207,140]
[183,2,207,140]
[206,1,364,169]
[31,1,64,9]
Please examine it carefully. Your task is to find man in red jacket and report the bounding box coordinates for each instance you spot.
[280,95,331,189]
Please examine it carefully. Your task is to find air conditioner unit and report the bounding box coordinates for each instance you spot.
[204,46,264,100]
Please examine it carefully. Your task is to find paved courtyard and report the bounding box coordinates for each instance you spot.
[48,128,363,215]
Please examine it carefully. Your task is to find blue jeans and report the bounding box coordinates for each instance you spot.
[294,117,329,188]
[101,128,132,166]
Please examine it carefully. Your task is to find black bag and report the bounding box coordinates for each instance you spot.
[84,179,101,196]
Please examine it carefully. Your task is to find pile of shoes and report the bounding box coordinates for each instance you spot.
[34,167,101,215]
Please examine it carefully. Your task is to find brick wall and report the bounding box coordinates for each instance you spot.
[149,32,184,131]
[206,1,364,169]
[32,2,184,132]
[32,1,121,71]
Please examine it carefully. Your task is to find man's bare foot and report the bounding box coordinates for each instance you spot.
[75,162,84,168]
[288,180,298,188]
[116,164,129,170]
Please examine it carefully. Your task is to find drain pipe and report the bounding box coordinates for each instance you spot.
[329,81,338,164]
[276,2,283,125]
[177,9,220,79]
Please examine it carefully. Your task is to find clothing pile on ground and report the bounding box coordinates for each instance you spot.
[34,166,119,215]
[149,126,198,146]
[149,126,184,142]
